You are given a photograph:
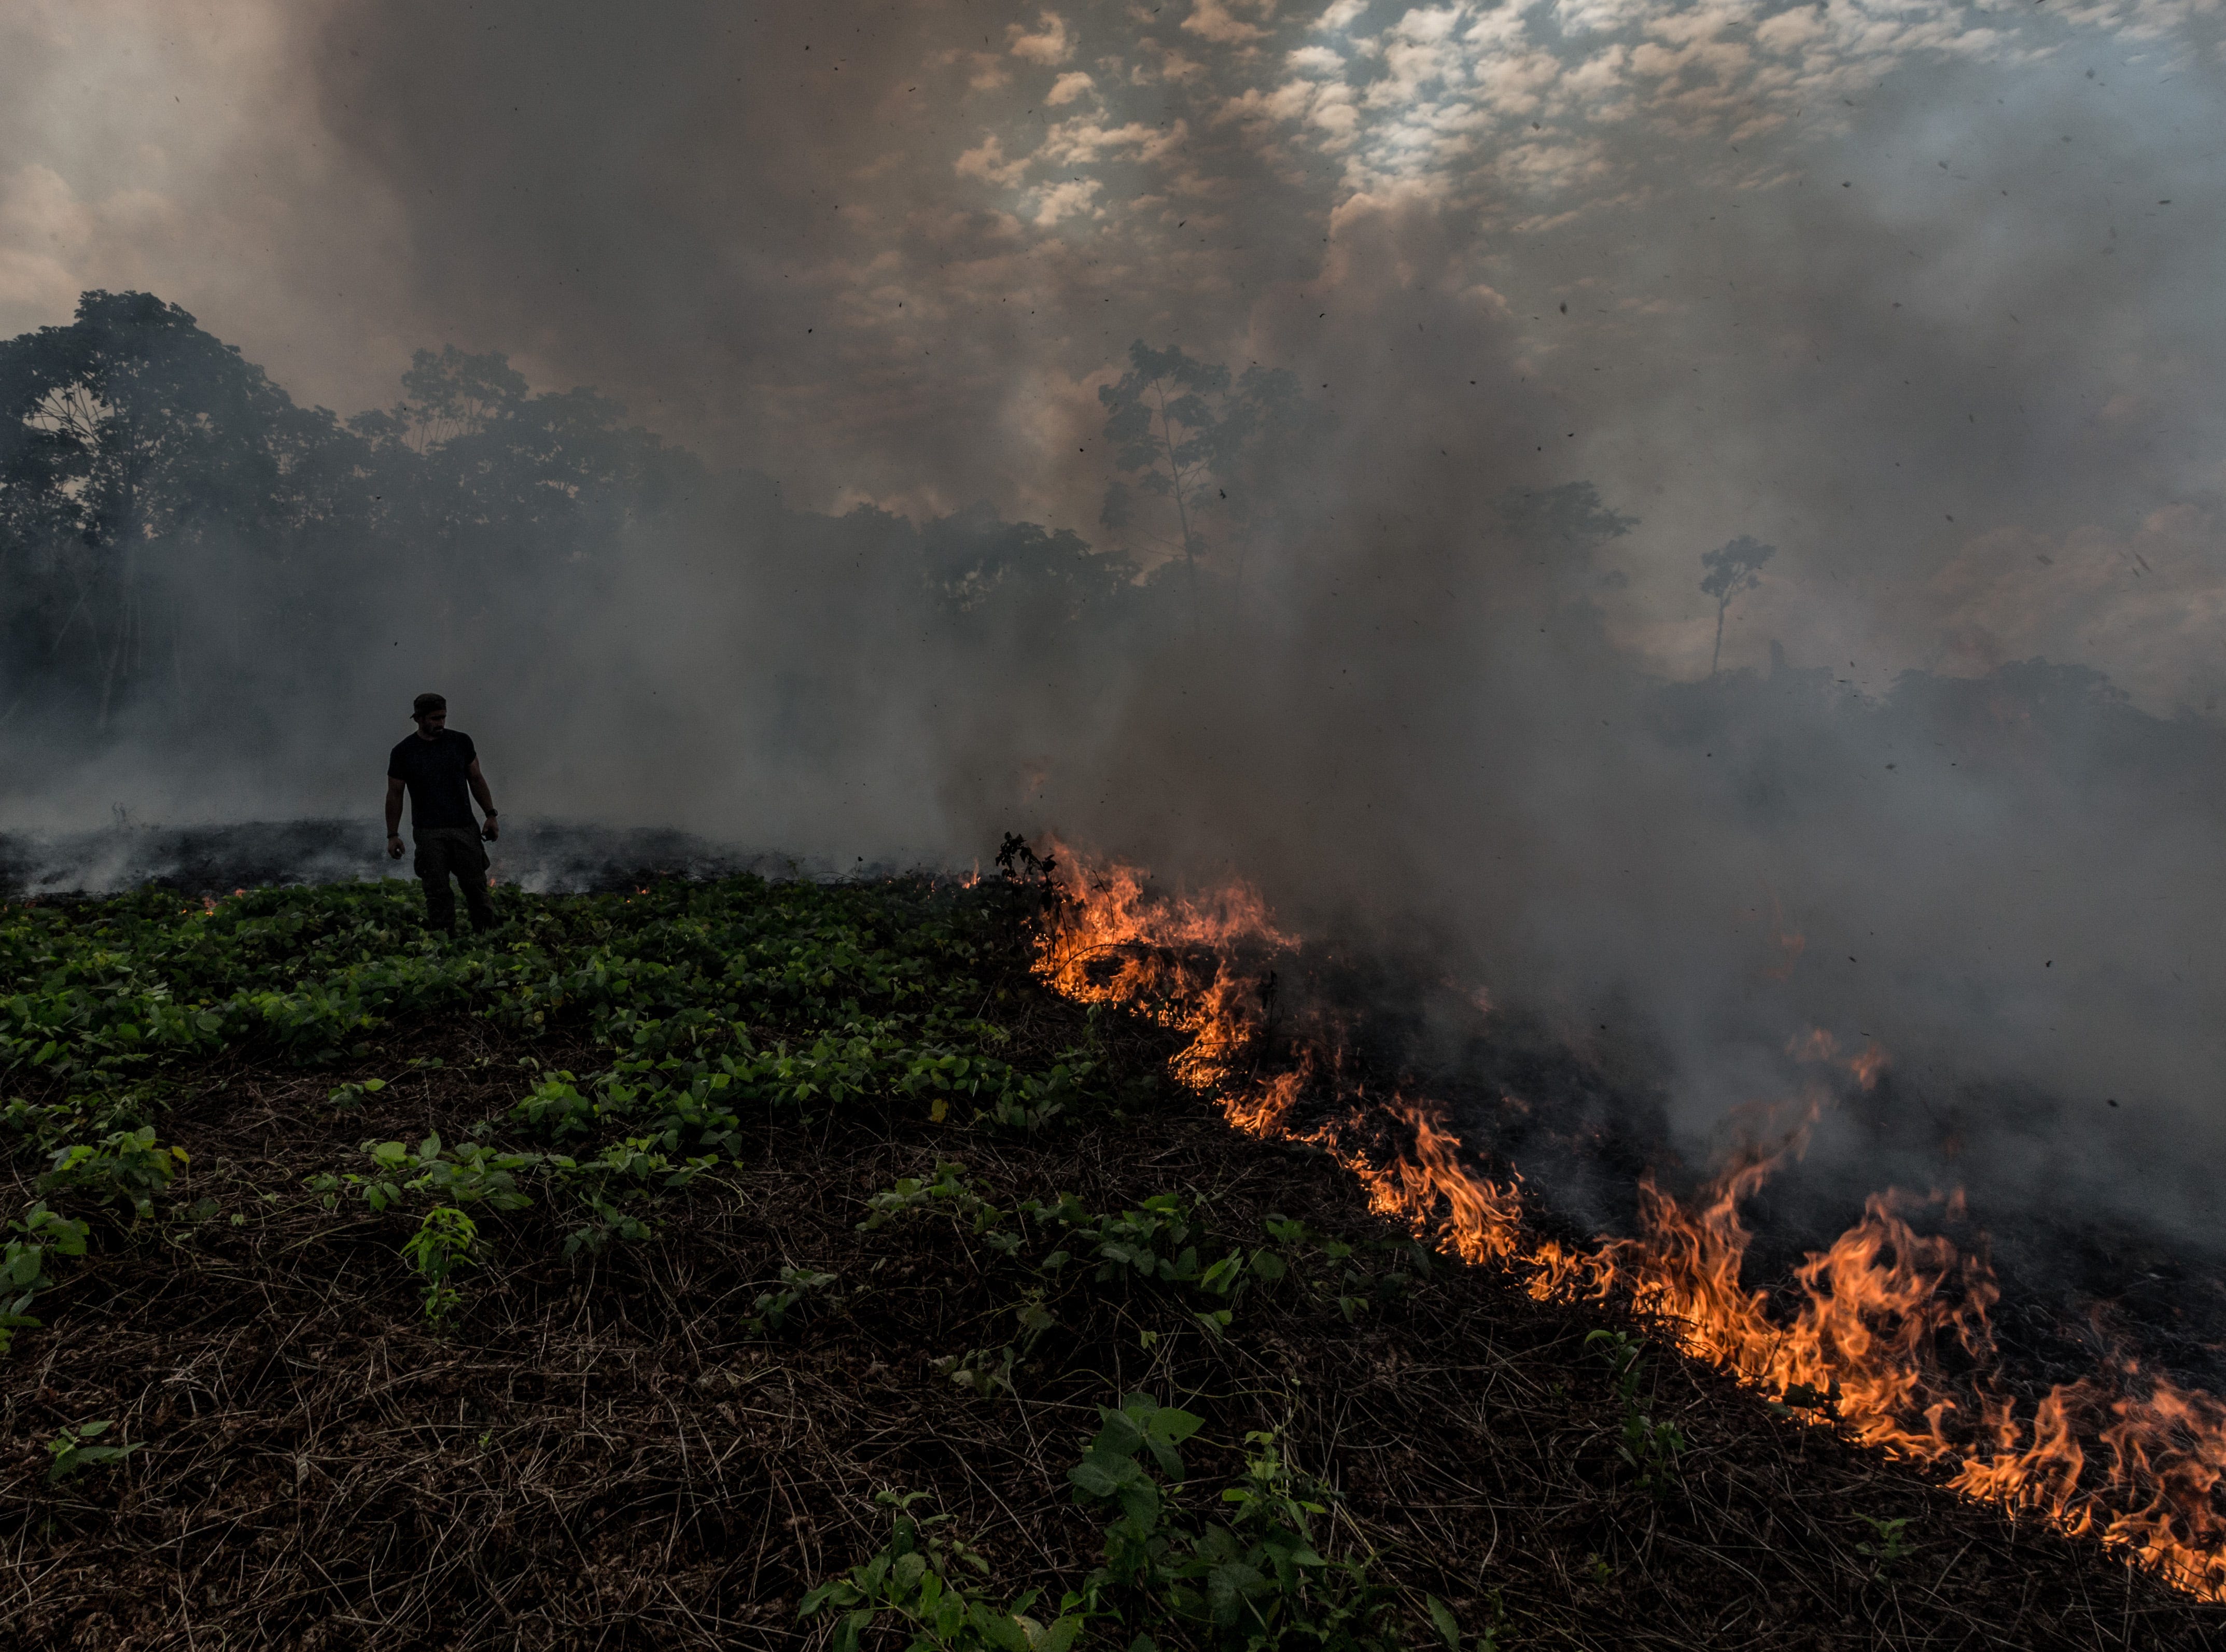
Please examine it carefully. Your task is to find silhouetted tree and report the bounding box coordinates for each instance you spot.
[1700,535,1775,676]
[1098,343,1224,616]
[1502,482,1637,582]
[347,345,696,670]
[0,291,1166,760]
[921,504,1137,627]
[0,291,357,723]
[1098,342,1326,621]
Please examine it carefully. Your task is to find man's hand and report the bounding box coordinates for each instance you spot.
[467,761,499,842]
[387,834,405,860]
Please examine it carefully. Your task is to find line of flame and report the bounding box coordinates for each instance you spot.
[1031,850,2226,1600]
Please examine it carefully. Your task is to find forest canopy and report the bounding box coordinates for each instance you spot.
[0,292,1147,737]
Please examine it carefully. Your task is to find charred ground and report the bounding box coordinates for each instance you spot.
[0,870,2216,1649]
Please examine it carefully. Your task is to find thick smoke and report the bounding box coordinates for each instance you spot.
[5,1,2225,1253]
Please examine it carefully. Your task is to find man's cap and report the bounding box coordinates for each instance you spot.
[412,693,447,718]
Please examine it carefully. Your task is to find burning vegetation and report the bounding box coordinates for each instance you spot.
[1028,841,2226,1603]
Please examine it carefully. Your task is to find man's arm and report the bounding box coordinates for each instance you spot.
[385,776,406,859]
[468,759,499,841]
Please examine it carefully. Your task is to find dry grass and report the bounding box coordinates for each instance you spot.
[0,988,2218,1650]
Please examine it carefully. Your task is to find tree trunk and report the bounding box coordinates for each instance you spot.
[1154,381,1199,635]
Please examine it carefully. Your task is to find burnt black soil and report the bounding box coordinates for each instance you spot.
[2,921,2219,1649]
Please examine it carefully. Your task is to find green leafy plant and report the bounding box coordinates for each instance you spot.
[401,1205,479,1324]
[746,1264,839,1337]
[933,1345,1018,1399]
[543,1136,717,1255]
[798,1489,1084,1652]
[973,1055,1093,1135]
[1030,1193,1262,1340]
[1425,1591,1503,1652]
[1,1203,91,1355]
[1856,1513,1914,1573]
[46,1419,141,1484]
[558,1185,655,1256]
[1187,1426,1397,1648]
[1062,1395,1400,1651]
[40,1126,188,1221]
[1067,1391,1203,1601]
[306,1133,538,1214]
[326,1076,387,1111]
[1585,1329,1687,1497]
[1257,1215,1429,1323]
[860,1161,1016,1254]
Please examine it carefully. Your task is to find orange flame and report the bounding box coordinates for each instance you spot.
[1031,846,2226,1600]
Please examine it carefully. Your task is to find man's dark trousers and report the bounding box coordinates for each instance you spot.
[413,827,495,933]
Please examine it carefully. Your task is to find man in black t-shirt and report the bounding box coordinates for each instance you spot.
[385,693,501,934]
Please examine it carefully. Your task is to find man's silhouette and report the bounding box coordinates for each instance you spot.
[385,693,500,934]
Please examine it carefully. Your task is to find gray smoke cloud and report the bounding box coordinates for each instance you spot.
[5,0,2225,1249]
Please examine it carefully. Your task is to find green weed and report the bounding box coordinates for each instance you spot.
[1585,1329,1687,1497]
[46,1419,141,1485]
[1425,1591,1504,1652]
[306,1133,538,1214]
[799,1489,1085,1652]
[0,1203,90,1355]
[1258,1215,1431,1322]
[1856,1514,1914,1573]
[326,1076,387,1111]
[860,1161,1024,1260]
[1059,1394,1402,1651]
[933,1345,1018,1398]
[747,1265,839,1337]
[401,1205,479,1324]
[40,1126,187,1222]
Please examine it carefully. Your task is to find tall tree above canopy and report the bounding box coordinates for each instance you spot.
[1097,341,1327,618]
[1699,535,1776,676]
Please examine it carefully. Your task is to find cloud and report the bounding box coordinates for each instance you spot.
[956,134,1031,187]
[1039,115,1192,170]
[1183,0,1274,44]
[1030,176,1104,224]
[1008,11,1073,64]
[1046,70,1097,104]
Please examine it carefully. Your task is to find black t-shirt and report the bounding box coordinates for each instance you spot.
[387,729,480,832]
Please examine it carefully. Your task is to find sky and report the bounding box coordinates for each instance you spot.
[3,0,2221,702]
